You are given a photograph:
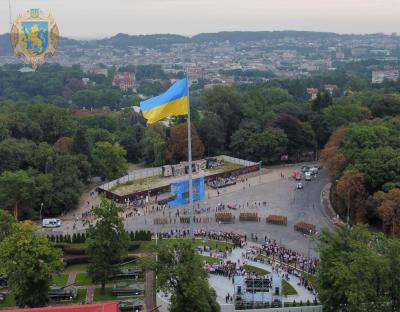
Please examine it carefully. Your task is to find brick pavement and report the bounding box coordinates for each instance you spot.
[145,271,154,311]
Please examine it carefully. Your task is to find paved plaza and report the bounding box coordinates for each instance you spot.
[55,163,334,255]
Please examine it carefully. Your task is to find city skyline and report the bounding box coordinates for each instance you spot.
[0,0,399,39]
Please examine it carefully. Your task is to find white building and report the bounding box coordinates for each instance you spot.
[372,69,399,84]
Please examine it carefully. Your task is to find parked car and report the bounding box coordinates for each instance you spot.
[42,218,62,228]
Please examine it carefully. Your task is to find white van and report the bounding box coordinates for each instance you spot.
[42,218,62,228]
[305,172,311,181]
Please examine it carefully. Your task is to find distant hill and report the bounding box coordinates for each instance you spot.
[95,31,378,48]
[96,33,190,49]
[191,30,342,42]
[0,31,394,56]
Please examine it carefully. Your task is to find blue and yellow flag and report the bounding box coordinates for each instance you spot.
[140,78,189,124]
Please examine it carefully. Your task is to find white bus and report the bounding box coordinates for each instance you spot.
[42,218,62,228]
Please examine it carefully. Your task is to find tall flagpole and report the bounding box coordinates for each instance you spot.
[186,69,194,238]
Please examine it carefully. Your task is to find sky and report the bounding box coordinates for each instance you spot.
[1,0,399,39]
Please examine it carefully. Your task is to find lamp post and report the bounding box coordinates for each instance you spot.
[40,202,44,221]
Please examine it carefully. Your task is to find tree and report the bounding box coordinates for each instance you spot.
[316,226,394,312]
[0,221,62,307]
[312,91,332,111]
[156,240,220,312]
[27,104,77,144]
[203,86,244,147]
[253,128,288,164]
[197,112,226,156]
[274,114,315,157]
[119,124,144,163]
[5,112,42,142]
[141,124,167,166]
[322,104,371,134]
[166,123,204,164]
[374,188,400,237]
[336,170,367,224]
[87,198,128,290]
[91,141,128,180]
[0,209,14,241]
[230,124,287,164]
[0,170,36,219]
[72,126,91,157]
[320,128,347,180]
[53,137,74,153]
[86,127,115,146]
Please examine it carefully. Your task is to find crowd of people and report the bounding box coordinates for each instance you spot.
[260,239,319,274]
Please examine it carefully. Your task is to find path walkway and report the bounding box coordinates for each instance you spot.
[145,271,154,311]
[67,271,77,286]
[85,286,95,304]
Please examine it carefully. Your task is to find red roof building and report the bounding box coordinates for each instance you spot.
[112,72,135,92]
[5,302,118,312]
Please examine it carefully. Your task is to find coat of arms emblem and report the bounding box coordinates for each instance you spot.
[10,9,59,69]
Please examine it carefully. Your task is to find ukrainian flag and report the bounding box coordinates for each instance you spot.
[140,78,189,124]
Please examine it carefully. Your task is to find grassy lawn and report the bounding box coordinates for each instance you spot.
[93,287,118,302]
[52,274,68,286]
[110,176,162,192]
[207,161,243,173]
[75,273,92,286]
[199,240,233,251]
[65,263,88,272]
[0,293,16,308]
[282,280,297,295]
[243,265,270,276]
[303,272,316,285]
[200,255,221,264]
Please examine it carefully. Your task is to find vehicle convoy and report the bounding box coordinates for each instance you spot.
[42,218,62,228]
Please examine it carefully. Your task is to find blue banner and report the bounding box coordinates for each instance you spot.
[168,177,205,207]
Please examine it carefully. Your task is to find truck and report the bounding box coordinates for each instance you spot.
[42,218,62,228]
[305,172,311,181]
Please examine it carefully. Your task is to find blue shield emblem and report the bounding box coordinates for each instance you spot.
[20,21,49,55]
